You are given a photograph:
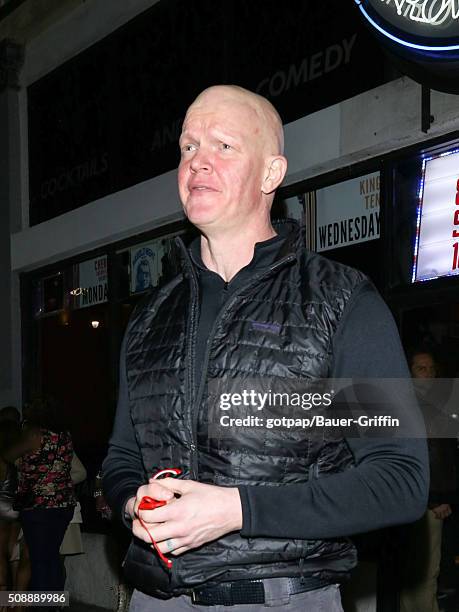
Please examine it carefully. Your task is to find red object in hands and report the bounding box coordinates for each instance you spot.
[138,496,168,511]
[136,468,182,570]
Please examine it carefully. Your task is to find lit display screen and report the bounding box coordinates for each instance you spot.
[412,149,459,282]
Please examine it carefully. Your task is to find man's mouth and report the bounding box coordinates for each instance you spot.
[189,185,218,195]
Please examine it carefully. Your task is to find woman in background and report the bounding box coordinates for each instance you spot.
[12,398,75,592]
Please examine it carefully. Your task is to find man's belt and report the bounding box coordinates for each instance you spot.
[190,576,332,606]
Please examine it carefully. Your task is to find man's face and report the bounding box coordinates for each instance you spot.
[411,353,436,379]
[178,92,268,231]
[137,260,151,290]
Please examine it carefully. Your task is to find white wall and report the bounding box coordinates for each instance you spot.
[11,167,183,271]
[283,76,459,187]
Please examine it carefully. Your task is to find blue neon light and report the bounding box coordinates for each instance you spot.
[354,0,459,52]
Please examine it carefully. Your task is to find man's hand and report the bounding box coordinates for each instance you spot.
[431,504,452,520]
[130,478,242,556]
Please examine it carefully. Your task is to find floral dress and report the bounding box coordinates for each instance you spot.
[17,429,76,509]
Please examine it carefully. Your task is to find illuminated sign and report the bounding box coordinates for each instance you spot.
[315,172,381,252]
[412,149,459,282]
[71,255,108,308]
[354,0,459,50]
[373,0,459,28]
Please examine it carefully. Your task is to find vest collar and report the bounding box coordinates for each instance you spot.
[175,218,302,278]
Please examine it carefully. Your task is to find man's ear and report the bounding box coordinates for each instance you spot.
[261,156,288,195]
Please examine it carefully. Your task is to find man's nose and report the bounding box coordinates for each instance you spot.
[190,148,212,173]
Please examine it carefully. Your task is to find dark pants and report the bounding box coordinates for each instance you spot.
[20,506,74,591]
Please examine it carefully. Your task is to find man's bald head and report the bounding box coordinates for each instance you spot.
[178,84,288,234]
[185,85,284,156]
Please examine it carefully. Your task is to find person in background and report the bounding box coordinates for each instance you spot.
[8,398,76,594]
[135,258,153,293]
[400,348,458,612]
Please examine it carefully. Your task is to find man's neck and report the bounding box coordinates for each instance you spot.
[200,225,277,282]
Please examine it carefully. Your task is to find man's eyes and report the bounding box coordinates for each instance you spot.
[180,142,233,153]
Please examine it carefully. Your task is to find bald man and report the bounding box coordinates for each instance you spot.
[103,86,428,611]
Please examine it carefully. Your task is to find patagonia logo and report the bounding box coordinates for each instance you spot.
[250,320,282,335]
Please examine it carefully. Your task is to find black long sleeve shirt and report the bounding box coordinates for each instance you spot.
[102,234,428,539]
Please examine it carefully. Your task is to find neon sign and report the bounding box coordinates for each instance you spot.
[383,0,459,26]
[355,0,459,51]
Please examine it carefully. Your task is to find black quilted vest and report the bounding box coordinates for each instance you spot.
[123,224,367,598]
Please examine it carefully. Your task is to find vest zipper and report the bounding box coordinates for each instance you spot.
[191,253,296,477]
[186,261,200,479]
